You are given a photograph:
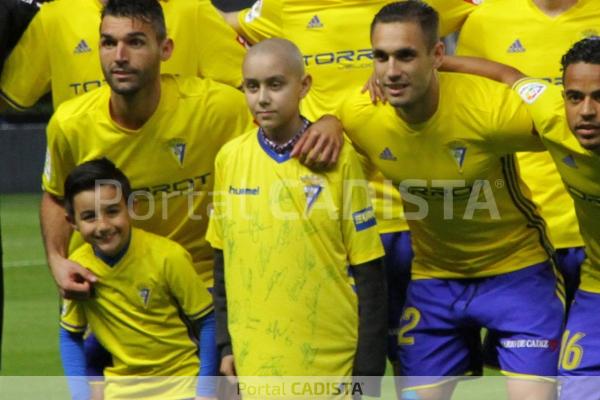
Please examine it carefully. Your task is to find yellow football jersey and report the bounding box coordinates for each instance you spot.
[206,130,384,377]
[456,0,600,249]
[514,79,600,294]
[0,0,245,109]
[61,228,213,399]
[338,72,552,279]
[43,75,253,285]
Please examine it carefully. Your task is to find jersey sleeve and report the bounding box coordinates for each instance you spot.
[340,147,385,266]
[237,0,283,44]
[165,243,214,321]
[0,7,50,109]
[60,299,87,333]
[195,1,246,88]
[42,113,75,197]
[454,4,487,56]
[206,150,226,250]
[42,113,76,197]
[484,80,545,154]
[513,78,562,137]
[426,0,478,37]
[207,82,255,147]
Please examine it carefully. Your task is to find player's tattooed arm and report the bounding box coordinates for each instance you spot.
[441,55,525,87]
[40,192,97,299]
[351,258,387,396]
[291,115,344,170]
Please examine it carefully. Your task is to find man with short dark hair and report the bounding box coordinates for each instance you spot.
[337,2,564,399]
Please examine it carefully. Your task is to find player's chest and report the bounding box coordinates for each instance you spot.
[93,268,171,316]
[546,141,600,204]
[221,167,341,232]
[365,134,500,184]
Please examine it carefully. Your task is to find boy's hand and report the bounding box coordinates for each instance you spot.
[50,256,97,299]
[361,72,386,105]
[220,355,237,384]
[291,115,343,170]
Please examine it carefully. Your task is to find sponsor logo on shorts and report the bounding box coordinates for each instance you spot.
[500,339,559,351]
[518,82,547,104]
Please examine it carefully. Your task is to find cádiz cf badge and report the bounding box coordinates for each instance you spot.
[301,175,324,215]
[168,139,187,166]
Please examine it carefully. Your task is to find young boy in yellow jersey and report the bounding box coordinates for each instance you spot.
[206,38,387,396]
[456,0,600,307]
[336,2,564,399]
[59,158,216,400]
[446,36,600,400]
[41,0,342,388]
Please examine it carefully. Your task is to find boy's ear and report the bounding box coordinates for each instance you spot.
[66,213,78,231]
[300,73,312,99]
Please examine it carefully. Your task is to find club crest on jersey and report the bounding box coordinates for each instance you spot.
[168,139,186,166]
[448,143,467,172]
[517,82,547,104]
[139,288,151,308]
[301,175,324,214]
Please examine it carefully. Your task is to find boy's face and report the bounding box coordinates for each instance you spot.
[70,185,131,257]
[242,52,311,134]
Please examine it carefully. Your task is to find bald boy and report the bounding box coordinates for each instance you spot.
[206,38,387,393]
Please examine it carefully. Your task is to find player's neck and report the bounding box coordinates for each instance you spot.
[109,79,162,130]
[532,0,577,16]
[394,75,440,125]
[263,115,305,144]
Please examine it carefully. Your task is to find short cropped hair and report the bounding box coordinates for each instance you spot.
[64,158,132,218]
[371,1,439,50]
[101,0,167,41]
[561,36,600,78]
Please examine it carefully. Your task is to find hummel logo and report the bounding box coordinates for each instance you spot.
[562,154,577,168]
[74,39,91,54]
[307,15,323,29]
[507,39,526,53]
[379,147,397,161]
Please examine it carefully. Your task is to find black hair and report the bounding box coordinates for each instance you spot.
[561,37,600,78]
[101,0,167,41]
[371,1,439,49]
[64,158,132,218]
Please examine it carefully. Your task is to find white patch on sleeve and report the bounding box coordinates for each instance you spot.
[245,0,263,23]
[43,149,52,182]
[518,82,547,104]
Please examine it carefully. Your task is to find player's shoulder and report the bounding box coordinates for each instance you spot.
[169,74,244,105]
[439,71,515,107]
[38,0,98,20]
[216,128,258,164]
[132,227,188,259]
[338,88,380,123]
[52,86,108,126]
[68,242,96,266]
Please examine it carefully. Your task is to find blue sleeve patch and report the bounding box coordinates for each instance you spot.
[352,206,377,232]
